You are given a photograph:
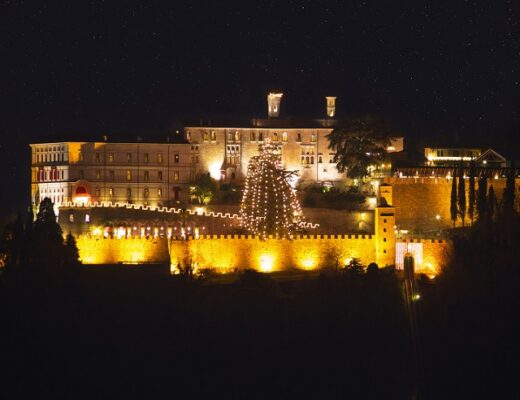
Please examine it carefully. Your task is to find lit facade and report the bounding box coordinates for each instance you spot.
[30,141,193,212]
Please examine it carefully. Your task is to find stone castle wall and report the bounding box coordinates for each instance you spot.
[384,177,520,231]
[76,236,170,264]
[169,234,376,273]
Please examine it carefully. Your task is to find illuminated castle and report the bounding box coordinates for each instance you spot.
[30,92,403,212]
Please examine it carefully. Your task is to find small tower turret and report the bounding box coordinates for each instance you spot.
[267,92,283,118]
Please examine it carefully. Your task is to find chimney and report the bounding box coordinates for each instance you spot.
[267,92,283,118]
[325,96,337,118]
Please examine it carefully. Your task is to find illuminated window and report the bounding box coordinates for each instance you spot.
[282,132,288,142]
[234,131,240,141]
[127,188,132,198]
[144,171,149,181]
[95,153,101,163]
[96,170,101,180]
[95,187,100,197]
[126,170,132,181]
[174,153,179,163]
[127,153,132,163]
[318,156,323,163]
[157,153,163,163]
[258,132,263,141]
[210,131,216,141]
[109,170,114,180]
[108,153,114,162]
[311,133,316,142]
[144,153,149,163]
[85,214,90,223]
[69,214,74,222]
[157,188,162,198]
[186,131,191,141]
[143,188,149,198]
[296,133,302,142]
[227,131,233,141]
[250,131,256,141]
[158,171,163,181]
[273,132,278,141]
[174,171,179,181]
[109,187,114,197]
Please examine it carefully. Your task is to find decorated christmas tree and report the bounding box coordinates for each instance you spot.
[240,139,304,239]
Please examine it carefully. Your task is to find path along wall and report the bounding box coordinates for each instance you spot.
[384,177,520,231]
[169,235,376,273]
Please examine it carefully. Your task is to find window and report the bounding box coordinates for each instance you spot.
[210,131,216,141]
[158,171,163,181]
[95,187,101,197]
[301,146,315,165]
[311,133,317,143]
[144,171,149,181]
[186,131,191,141]
[174,171,179,181]
[157,188,162,198]
[203,131,209,141]
[157,153,163,164]
[69,214,74,222]
[273,132,278,141]
[453,151,459,157]
[85,214,90,223]
[109,187,114,197]
[127,153,132,163]
[250,131,256,141]
[227,131,233,141]
[282,132,288,142]
[127,188,132,198]
[297,133,302,142]
[174,153,179,163]
[126,170,132,181]
[96,170,101,180]
[109,170,114,180]
[95,153,101,163]
[318,156,323,163]
[234,131,240,141]
[144,153,149,163]
[108,153,114,162]
[258,132,264,141]
[143,188,149,198]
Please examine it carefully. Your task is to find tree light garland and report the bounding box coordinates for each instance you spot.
[240,139,304,239]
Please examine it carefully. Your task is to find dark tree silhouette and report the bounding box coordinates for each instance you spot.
[477,175,488,221]
[503,165,515,217]
[457,166,466,226]
[487,185,496,221]
[63,232,81,266]
[468,161,476,223]
[450,169,458,227]
[326,115,393,182]
[32,198,64,268]
[189,173,218,205]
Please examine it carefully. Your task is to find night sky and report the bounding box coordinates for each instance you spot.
[1,0,518,219]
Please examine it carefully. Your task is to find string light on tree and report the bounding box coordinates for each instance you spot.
[240,139,304,239]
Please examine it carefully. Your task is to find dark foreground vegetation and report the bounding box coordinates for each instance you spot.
[1,191,519,398]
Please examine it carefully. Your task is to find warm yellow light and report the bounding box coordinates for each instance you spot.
[259,254,274,272]
[435,214,441,220]
[208,162,222,180]
[195,206,205,215]
[301,258,316,270]
[74,195,90,204]
[92,227,102,236]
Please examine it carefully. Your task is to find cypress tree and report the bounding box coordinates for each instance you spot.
[503,164,515,217]
[63,232,81,267]
[450,168,458,227]
[457,166,466,226]
[468,161,476,223]
[487,185,496,221]
[477,175,487,221]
